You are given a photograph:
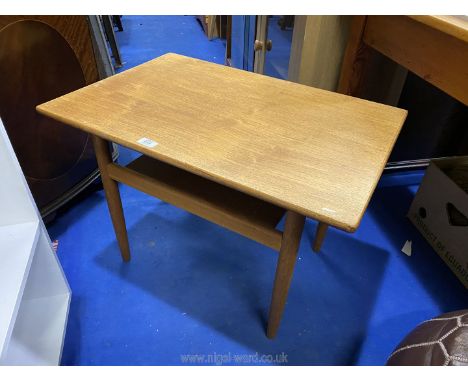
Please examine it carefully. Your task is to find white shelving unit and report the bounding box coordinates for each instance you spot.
[0,119,71,365]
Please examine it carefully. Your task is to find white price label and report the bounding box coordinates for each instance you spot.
[137,137,158,148]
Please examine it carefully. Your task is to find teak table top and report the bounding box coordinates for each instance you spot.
[37,53,407,231]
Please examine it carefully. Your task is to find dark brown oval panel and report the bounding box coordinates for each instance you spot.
[0,20,88,180]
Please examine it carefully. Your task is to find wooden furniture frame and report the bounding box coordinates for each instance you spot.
[37,53,406,338]
[338,16,468,106]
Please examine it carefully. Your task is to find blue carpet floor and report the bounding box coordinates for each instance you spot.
[114,15,226,70]
[47,16,467,366]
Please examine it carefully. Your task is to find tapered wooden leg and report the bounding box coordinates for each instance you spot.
[312,222,328,253]
[92,136,131,262]
[267,211,305,339]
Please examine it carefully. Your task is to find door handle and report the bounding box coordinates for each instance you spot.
[254,39,273,52]
[254,39,263,51]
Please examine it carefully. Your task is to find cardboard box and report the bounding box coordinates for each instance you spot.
[408,156,468,288]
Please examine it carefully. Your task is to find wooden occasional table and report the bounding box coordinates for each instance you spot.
[37,53,407,338]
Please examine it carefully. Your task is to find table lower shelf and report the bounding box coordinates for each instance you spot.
[107,155,285,250]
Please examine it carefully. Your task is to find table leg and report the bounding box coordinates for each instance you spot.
[312,222,328,253]
[267,211,305,339]
[92,136,131,262]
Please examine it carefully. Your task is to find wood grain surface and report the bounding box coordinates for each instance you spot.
[0,16,101,212]
[37,53,407,231]
[0,16,99,85]
[337,16,369,96]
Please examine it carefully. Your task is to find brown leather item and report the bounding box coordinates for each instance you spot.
[0,16,102,214]
[387,310,468,366]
